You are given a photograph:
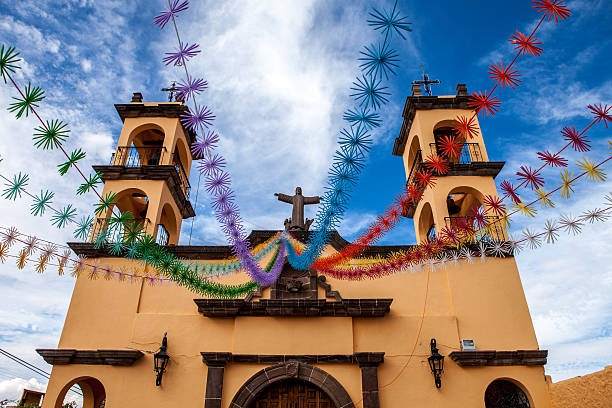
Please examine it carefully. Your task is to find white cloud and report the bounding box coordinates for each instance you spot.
[0,377,45,403]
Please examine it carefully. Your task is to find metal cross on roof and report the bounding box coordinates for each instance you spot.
[161,81,179,102]
[412,67,440,96]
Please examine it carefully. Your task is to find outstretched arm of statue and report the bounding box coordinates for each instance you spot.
[303,196,322,204]
[274,193,293,203]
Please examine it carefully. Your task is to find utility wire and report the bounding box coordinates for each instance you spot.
[0,348,83,397]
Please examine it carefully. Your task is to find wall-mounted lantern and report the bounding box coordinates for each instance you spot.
[154,332,169,386]
[427,338,444,389]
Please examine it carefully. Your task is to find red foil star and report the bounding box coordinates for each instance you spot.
[468,91,501,117]
[489,60,522,90]
[537,150,568,167]
[516,166,545,190]
[438,134,463,159]
[588,104,612,128]
[532,0,571,23]
[453,115,480,139]
[562,125,591,152]
[509,30,543,56]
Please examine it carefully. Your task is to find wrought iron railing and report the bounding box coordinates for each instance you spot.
[407,149,423,185]
[171,153,191,200]
[429,142,484,164]
[157,224,169,246]
[110,146,167,167]
[89,217,151,244]
[444,215,507,242]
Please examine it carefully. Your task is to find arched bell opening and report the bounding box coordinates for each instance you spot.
[432,119,463,164]
[484,378,532,408]
[55,376,106,408]
[157,202,180,245]
[90,187,151,243]
[445,186,505,242]
[416,201,436,244]
[114,123,168,166]
[406,135,423,185]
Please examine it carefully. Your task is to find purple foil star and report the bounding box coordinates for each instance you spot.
[153,0,189,29]
[212,191,236,211]
[191,130,219,159]
[163,42,201,66]
[204,171,231,195]
[181,104,215,131]
[198,154,226,176]
[176,77,207,102]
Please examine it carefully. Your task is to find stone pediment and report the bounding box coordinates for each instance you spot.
[193,259,393,317]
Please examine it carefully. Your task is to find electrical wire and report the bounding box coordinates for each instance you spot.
[0,348,83,397]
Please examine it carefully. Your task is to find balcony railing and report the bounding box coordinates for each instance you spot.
[429,142,484,164]
[157,224,169,246]
[109,146,191,200]
[89,217,151,244]
[444,215,507,242]
[110,146,167,167]
[171,153,191,200]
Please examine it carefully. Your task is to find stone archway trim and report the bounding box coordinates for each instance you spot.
[231,361,354,408]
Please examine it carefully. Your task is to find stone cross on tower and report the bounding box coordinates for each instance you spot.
[274,187,322,231]
[412,67,440,96]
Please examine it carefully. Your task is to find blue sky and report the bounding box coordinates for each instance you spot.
[0,0,610,402]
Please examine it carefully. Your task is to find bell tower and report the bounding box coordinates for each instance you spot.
[91,92,196,245]
[392,83,506,244]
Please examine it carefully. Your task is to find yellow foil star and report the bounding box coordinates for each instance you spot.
[536,188,555,208]
[578,157,606,182]
[559,170,575,199]
[512,201,537,218]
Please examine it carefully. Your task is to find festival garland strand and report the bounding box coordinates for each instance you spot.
[0,44,273,297]
[308,152,612,279]
[0,166,283,275]
[311,0,588,269]
[153,0,414,277]
[0,225,283,288]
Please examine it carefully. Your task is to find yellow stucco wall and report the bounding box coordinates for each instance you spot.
[548,366,612,408]
[42,252,552,408]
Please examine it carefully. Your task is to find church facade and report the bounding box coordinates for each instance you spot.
[38,85,552,408]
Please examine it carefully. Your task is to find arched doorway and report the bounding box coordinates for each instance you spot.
[484,379,531,408]
[231,362,354,408]
[251,379,334,408]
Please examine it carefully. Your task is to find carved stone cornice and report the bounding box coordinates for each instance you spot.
[193,298,393,317]
[37,349,144,366]
[114,103,197,147]
[449,350,548,367]
[200,352,385,366]
[93,165,195,219]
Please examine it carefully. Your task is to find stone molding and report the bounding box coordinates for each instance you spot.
[36,349,143,366]
[193,298,392,317]
[201,352,385,366]
[449,350,548,366]
[114,103,197,147]
[93,165,195,219]
[392,92,471,156]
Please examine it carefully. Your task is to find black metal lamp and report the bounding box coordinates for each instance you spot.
[427,338,444,389]
[154,332,169,386]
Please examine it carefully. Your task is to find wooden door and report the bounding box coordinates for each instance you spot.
[252,380,334,408]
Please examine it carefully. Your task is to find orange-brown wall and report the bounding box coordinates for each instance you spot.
[42,252,551,408]
[548,366,612,408]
